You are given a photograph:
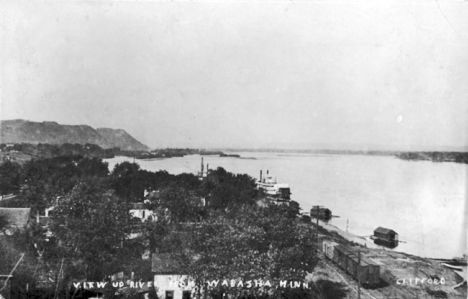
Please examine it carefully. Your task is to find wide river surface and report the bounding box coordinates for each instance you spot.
[105,152,467,259]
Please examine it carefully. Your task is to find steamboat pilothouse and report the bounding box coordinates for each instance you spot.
[256,170,291,202]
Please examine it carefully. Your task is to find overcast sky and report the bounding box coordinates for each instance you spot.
[1,0,467,149]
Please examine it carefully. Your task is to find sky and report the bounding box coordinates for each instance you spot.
[1,0,467,150]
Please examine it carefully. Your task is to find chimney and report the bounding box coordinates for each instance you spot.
[201,157,204,176]
[267,170,269,175]
[260,170,262,182]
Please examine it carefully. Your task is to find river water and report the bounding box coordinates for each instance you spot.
[105,152,467,259]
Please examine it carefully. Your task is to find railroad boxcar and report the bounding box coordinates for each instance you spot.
[322,241,381,286]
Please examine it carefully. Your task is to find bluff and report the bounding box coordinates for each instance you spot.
[96,128,148,151]
[0,119,149,151]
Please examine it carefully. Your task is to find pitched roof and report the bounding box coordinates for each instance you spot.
[131,203,150,210]
[0,208,31,228]
[374,227,397,235]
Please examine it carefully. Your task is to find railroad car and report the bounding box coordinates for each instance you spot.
[322,241,381,286]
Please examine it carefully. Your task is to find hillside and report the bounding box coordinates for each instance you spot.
[96,128,148,151]
[0,119,149,151]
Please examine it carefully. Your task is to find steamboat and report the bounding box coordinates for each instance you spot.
[256,170,291,202]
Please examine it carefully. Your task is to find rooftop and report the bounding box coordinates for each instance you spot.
[0,208,31,229]
[374,227,397,235]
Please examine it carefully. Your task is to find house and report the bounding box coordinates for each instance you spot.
[130,203,155,222]
[0,208,31,235]
[152,252,195,299]
[373,227,398,248]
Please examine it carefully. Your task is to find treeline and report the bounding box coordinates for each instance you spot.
[396,151,468,164]
[0,143,233,163]
[0,155,337,299]
[0,143,117,161]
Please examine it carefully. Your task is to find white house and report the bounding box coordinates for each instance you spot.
[152,253,195,299]
[130,202,155,222]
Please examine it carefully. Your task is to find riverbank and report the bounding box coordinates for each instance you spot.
[314,219,467,299]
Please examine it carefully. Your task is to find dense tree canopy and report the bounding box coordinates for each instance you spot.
[0,160,21,195]
[200,167,260,211]
[0,155,327,298]
[50,178,134,280]
[184,204,318,298]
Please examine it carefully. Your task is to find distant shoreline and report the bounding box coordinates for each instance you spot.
[1,143,467,164]
[223,148,468,164]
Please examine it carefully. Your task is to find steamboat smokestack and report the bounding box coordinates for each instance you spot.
[201,157,204,176]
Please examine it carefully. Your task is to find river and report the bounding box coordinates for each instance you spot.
[105,152,467,259]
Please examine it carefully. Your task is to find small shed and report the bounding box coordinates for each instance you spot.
[373,227,398,247]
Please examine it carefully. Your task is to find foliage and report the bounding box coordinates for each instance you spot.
[0,160,21,195]
[155,184,205,224]
[396,151,468,164]
[17,155,109,213]
[184,204,319,298]
[50,178,134,280]
[311,280,348,299]
[0,213,9,232]
[200,167,260,212]
[111,162,145,201]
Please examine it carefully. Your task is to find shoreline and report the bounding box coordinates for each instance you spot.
[317,219,468,283]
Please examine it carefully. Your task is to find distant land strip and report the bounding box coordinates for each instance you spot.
[218,148,468,164]
[0,143,241,164]
[1,143,467,164]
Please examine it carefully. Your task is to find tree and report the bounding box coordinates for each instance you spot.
[155,184,205,224]
[200,167,259,211]
[184,204,319,298]
[18,156,109,213]
[50,178,134,280]
[0,160,21,195]
[111,162,145,201]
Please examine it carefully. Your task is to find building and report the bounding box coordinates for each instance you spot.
[130,203,155,222]
[373,227,398,248]
[152,252,194,299]
[310,206,332,220]
[0,208,30,235]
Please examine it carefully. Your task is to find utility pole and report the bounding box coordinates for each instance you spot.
[314,205,320,255]
[357,250,361,299]
[315,206,320,243]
